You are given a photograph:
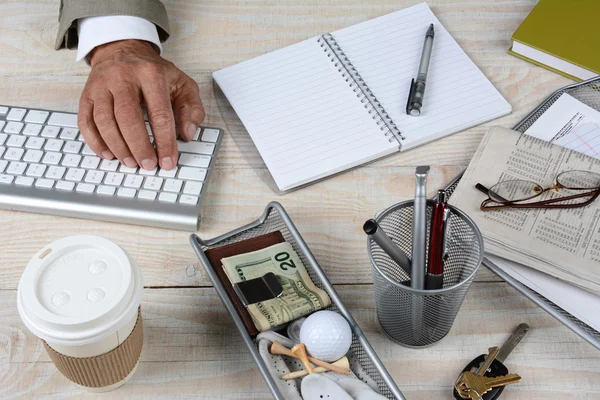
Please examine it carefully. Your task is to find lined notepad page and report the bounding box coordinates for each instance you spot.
[331,3,512,150]
[213,38,398,191]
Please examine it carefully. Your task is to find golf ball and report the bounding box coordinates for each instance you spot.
[299,311,352,362]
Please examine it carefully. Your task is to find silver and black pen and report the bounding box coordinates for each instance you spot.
[406,23,435,116]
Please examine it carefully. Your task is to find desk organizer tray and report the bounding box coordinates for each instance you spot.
[190,202,405,399]
[443,76,600,351]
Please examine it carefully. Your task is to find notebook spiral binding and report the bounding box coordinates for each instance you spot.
[318,34,405,146]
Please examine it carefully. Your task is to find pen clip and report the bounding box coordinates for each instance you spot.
[406,78,416,115]
[442,209,452,261]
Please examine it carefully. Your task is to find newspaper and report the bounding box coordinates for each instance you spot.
[221,242,331,331]
[449,126,600,295]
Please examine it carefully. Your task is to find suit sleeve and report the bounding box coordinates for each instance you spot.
[55,0,170,50]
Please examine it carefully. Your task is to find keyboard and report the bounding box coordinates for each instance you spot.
[0,105,223,230]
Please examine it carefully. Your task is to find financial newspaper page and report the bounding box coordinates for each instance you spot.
[450,126,600,295]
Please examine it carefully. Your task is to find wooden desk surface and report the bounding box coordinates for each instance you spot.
[1,0,599,398]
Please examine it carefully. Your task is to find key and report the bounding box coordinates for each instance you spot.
[76,183,95,193]
[183,181,203,196]
[85,170,105,184]
[100,159,119,172]
[458,373,521,399]
[35,178,54,189]
[25,137,45,150]
[117,187,136,198]
[61,154,81,167]
[81,144,96,155]
[42,152,62,165]
[59,127,79,140]
[63,140,83,154]
[26,164,47,178]
[23,123,43,136]
[4,148,24,161]
[6,108,26,121]
[97,185,116,196]
[138,190,157,201]
[23,150,43,163]
[158,192,177,203]
[143,177,163,191]
[47,112,78,127]
[158,166,177,178]
[0,146,4,159]
[0,160,7,173]
[81,156,100,169]
[44,139,64,152]
[178,166,206,181]
[177,140,215,155]
[179,153,211,168]
[0,106,8,115]
[0,121,4,133]
[46,166,66,180]
[201,128,220,142]
[453,323,529,400]
[0,133,6,145]
[66,168,85,182]
[25,110,49,124]
[4,122,23,134]
[163,179,182,193]
[41,125,61,138]
[15,176,34,186]
[6,135,26,148]
[55,181,75,191]
[124,174,143,188]
[179,195,199,205]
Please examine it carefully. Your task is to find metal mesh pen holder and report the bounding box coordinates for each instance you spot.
[368,200,484,348]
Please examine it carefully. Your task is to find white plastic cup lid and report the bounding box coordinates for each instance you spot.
[17,235,143,346]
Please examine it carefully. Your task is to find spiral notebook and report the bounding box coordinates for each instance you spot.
[213,3,511,191]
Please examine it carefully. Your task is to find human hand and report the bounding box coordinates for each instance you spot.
[78,39,205,170]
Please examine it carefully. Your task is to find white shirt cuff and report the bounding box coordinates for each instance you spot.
[76,16,162,62]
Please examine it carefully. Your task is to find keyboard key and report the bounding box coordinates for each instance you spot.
[117,187,136,198]
[0,160,7,173]
[0,106,8,115]
[44,139,64,152]
[26,164,46,178]
[85,170,105,184]
[4,148,24,161]
[81,144,96,155]
[61,154,81,167]
[23,123,43,136]
[178,167,207,181]
[25,137,45,150]
[100,159,119,171]
[42,152,62,165]
[124,174,143,188]
[119,165,137,174]
[0,174,14,184]
[48,112,78,127]
[0,121,4,132]
[4,122,24,134]
[23,150,43,163]
[183,181,203,196]
[105,172,124,186]
[66,168,85,182]
[179,195,199,205]
[46,166,66,180]
[193,127,202,140]
[177,141,215,155]
[59,128,79,140]
[201,128,220,142]
[0,146,4,158]
[7,162,27,175]
[41,126,61,138]
[163,179,183,193]
[6,135,26,148]
[178,153,211,168]
[158,192,177,203]
[25,110,49,124]
[96,185,116,196]
[158,167,177,178]
[81,156,100,169]
[35,178,54,189]
[138,190,157,201]
[55,181,75,191]
[15,176,34,186]
[139,167,157,176]
[63,140,83,154]
[0,133,6,145]
[7,108,26,121]
[76,183,95,193]
[143,176,163,190]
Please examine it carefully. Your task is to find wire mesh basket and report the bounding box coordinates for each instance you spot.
[368,200,484,347]
[190,202,405,399]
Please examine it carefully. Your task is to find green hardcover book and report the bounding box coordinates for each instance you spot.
[508,0,600,81]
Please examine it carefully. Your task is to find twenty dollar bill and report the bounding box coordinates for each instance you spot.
[221,242,331,331]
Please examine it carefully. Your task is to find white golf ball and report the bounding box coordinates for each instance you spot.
[299,311,352,362]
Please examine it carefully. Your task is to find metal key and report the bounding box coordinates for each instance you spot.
[461,372,521,397]
[454,323,529,400]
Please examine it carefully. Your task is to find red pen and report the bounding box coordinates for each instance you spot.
[426,190,447,290]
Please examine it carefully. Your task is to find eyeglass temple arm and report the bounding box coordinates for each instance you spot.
[475,183,490,195]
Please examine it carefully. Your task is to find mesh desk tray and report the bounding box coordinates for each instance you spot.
[190,202,405,399]
[444,76,600,351]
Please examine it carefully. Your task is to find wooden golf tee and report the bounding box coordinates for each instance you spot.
[270,341,350,375]
[291,343,314,374]
[281,357,350,380]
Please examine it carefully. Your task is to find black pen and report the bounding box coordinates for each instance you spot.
[406,23,435,116]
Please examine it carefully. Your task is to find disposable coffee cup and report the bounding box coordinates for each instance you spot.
[17,235,144,392]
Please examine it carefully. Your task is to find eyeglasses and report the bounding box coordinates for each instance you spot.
[476,170,600,211]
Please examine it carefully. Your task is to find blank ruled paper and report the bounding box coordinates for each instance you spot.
[213,3,511,191]
[331,3,511,149]
[214,37,397,191]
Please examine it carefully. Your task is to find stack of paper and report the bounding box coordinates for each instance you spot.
[450,125,600,296]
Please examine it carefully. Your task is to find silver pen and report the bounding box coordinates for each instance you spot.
[363,219,412,277]
[411,166,430,289]
[406,23,435,116]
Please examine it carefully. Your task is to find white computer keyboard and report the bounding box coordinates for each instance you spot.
[0,105,223,230]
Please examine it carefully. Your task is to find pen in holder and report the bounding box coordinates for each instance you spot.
[367,200,483,348]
